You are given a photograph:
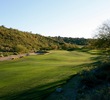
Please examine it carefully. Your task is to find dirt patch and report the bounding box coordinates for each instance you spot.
[0,52,50,61]
[0,53,36,61]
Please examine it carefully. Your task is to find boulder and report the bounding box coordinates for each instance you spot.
[56,87,63,93]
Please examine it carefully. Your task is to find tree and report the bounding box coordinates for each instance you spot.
[90,20,110,49]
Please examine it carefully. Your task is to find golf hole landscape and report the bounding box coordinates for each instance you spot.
[1,1,110,99]
[0,25,110,100]
[0,49,100,100]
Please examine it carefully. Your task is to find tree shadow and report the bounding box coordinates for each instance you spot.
[0,79,67,100]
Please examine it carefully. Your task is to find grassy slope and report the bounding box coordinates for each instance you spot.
[0,50,97,100]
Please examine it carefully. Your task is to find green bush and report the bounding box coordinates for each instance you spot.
[14,45,28,53]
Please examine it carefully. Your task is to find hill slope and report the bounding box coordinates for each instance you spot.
[0,26,77,54]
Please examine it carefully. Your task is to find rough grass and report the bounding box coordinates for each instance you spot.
[0,50,97,100]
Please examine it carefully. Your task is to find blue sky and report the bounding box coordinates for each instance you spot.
[1,0,110,38]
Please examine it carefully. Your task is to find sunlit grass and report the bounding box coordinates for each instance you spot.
[0,50,97,100]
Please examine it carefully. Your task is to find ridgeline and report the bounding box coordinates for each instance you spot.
[0,26,78,55]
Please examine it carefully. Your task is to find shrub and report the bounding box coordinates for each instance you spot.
[14,45,28,53]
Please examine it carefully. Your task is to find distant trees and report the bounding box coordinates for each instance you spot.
[51,36,88,45]
[61,43,77,51]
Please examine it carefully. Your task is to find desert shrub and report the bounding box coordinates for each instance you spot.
[80,70,101,89]
[13,45,28,53]
[77,61,110,100]
[77,85,110,100]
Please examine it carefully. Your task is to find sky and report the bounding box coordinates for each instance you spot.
[1,0,110,38]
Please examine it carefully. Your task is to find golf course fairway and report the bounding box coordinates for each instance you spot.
[0,50,97,100]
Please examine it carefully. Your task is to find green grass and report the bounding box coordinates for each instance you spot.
[0,50,98,100]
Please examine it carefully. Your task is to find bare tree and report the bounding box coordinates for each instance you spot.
[94,20,110,49]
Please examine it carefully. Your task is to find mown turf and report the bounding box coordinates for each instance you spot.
[0,50,97,100]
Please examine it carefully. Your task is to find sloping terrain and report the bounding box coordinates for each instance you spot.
[0,26,60,52]
[0,50,97,100]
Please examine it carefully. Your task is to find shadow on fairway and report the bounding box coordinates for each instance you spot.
[0,79,67,100]
[0,53,106,100]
